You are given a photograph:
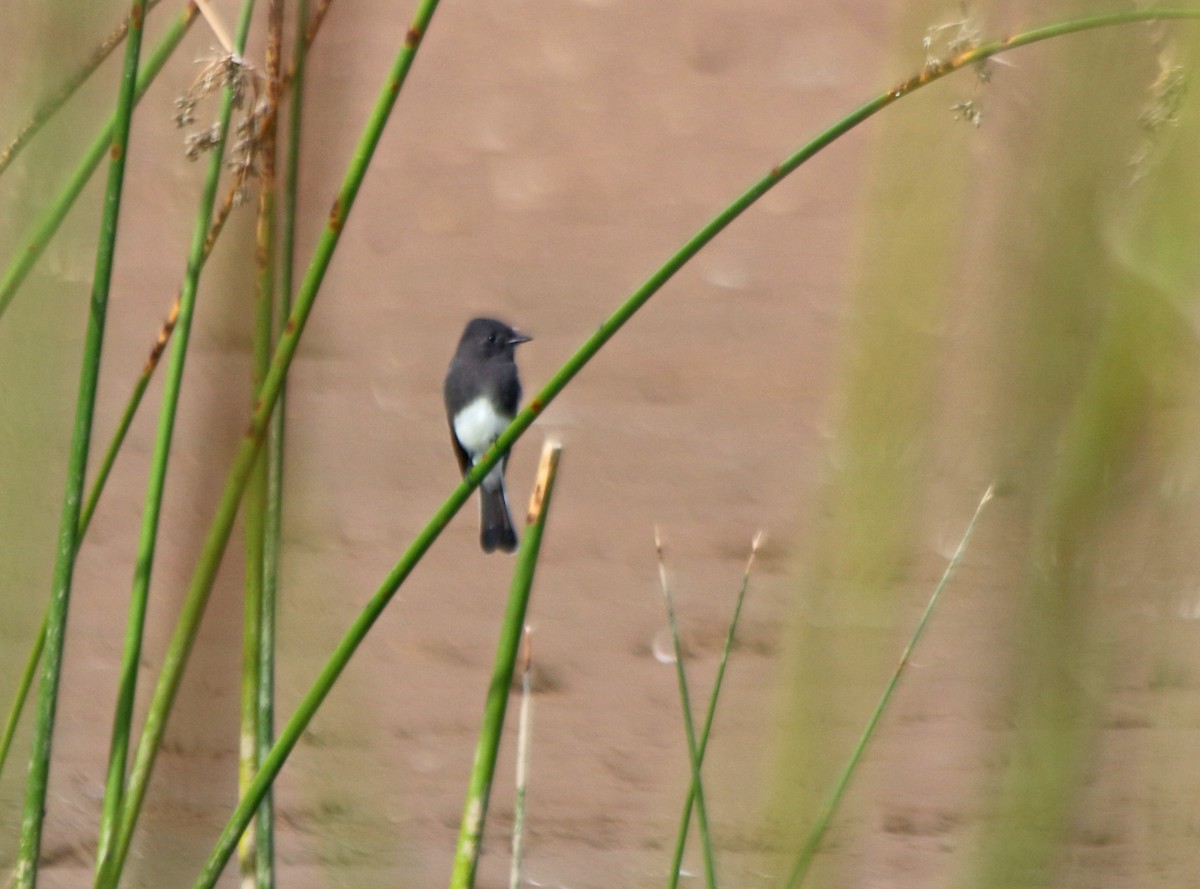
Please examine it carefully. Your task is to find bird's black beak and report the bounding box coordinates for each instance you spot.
[508,332,532,346]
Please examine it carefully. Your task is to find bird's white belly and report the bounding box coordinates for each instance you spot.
[453,397,509,488]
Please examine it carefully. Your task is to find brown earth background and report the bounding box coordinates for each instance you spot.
[3,1,1200,887]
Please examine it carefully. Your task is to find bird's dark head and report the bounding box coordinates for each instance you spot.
[458,317,532,359]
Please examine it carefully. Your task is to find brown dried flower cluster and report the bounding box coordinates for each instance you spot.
[923,6,989,128]
[173,52,266,203]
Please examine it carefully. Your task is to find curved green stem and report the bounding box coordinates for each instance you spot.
[184,8,1200,888]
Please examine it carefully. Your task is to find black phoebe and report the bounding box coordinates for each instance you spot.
[444,317,531,553]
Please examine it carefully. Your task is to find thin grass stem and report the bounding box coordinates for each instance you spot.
[91,2,260,884]
[253,0,309,881]
[164,12,1200,887]
[438,11,1200,562]
[98,6,445,884]
[782,486,994,889]
[240,0,285,884]
[666,532,762,889]
[79,0,331,540]
[65,0,330,541]
[0,0,164,177]
[302,0,334,45]
[654,530,717,889]
[194,0,235,54]
[0,612,46,780]
[0,0,336,804]
[5,161,252,802]
[13,4,149,887]
[450,442,563,889]
[0,49,317,815]
[510,627,534,889]
[0,4,198,325]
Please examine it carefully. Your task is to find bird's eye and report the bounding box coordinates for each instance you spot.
[487,333,497,344]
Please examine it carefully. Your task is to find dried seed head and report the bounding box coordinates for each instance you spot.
[184,124,222,160]
[951,99,983,128]
[923,1,981,70]
[1139,55,1186,134]
[1131,44,1188,181]
[226,155,258,179]
[924,3,988,127]
[174,49,266,195]
[228,61,248,108]
[946,20,980,56]
[172,96,197,129]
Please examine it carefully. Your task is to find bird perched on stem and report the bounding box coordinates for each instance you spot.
[443,317,531,553]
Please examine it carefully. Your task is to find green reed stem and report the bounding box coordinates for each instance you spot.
[0,0,164,177]
[0,612,46,780]
[14,4,148,887]
[655,532,717,889]
[782,486,994,889]
[78,0,329,546]
[253,0,309,884]
[91,2,259,884]
[96,5,445,886]
[450,443,563,889]
[177,10,1200,887]
[0,0,335,802]
[509,627,534,889]
[0,337,184,787]
[0,3,197,325]
[666,533,761,889]
[4,168,242,796]
[464,11,1200,517]
[280,0,310,327]
[240,0,285,884]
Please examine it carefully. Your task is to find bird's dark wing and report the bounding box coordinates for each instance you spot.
[448,420,472,476]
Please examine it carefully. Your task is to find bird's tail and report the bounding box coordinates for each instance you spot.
[479,481,518,553]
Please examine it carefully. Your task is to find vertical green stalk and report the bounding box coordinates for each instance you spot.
[654,532,717,889]
[239,477,265,887]
[241,0,285,884]
[13,3,148,887]
[254,0,310,881]
[108,4,444,884]
[3,0,338,791]
[450,443,562,889]
[0,3,197,324]
[280,0,310,319]
[92,3,259,887]
[665,533,761,889]
[783,487,994,889]
[509,628,533,889]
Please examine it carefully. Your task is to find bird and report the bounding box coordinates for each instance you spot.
[443,317,531,553]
